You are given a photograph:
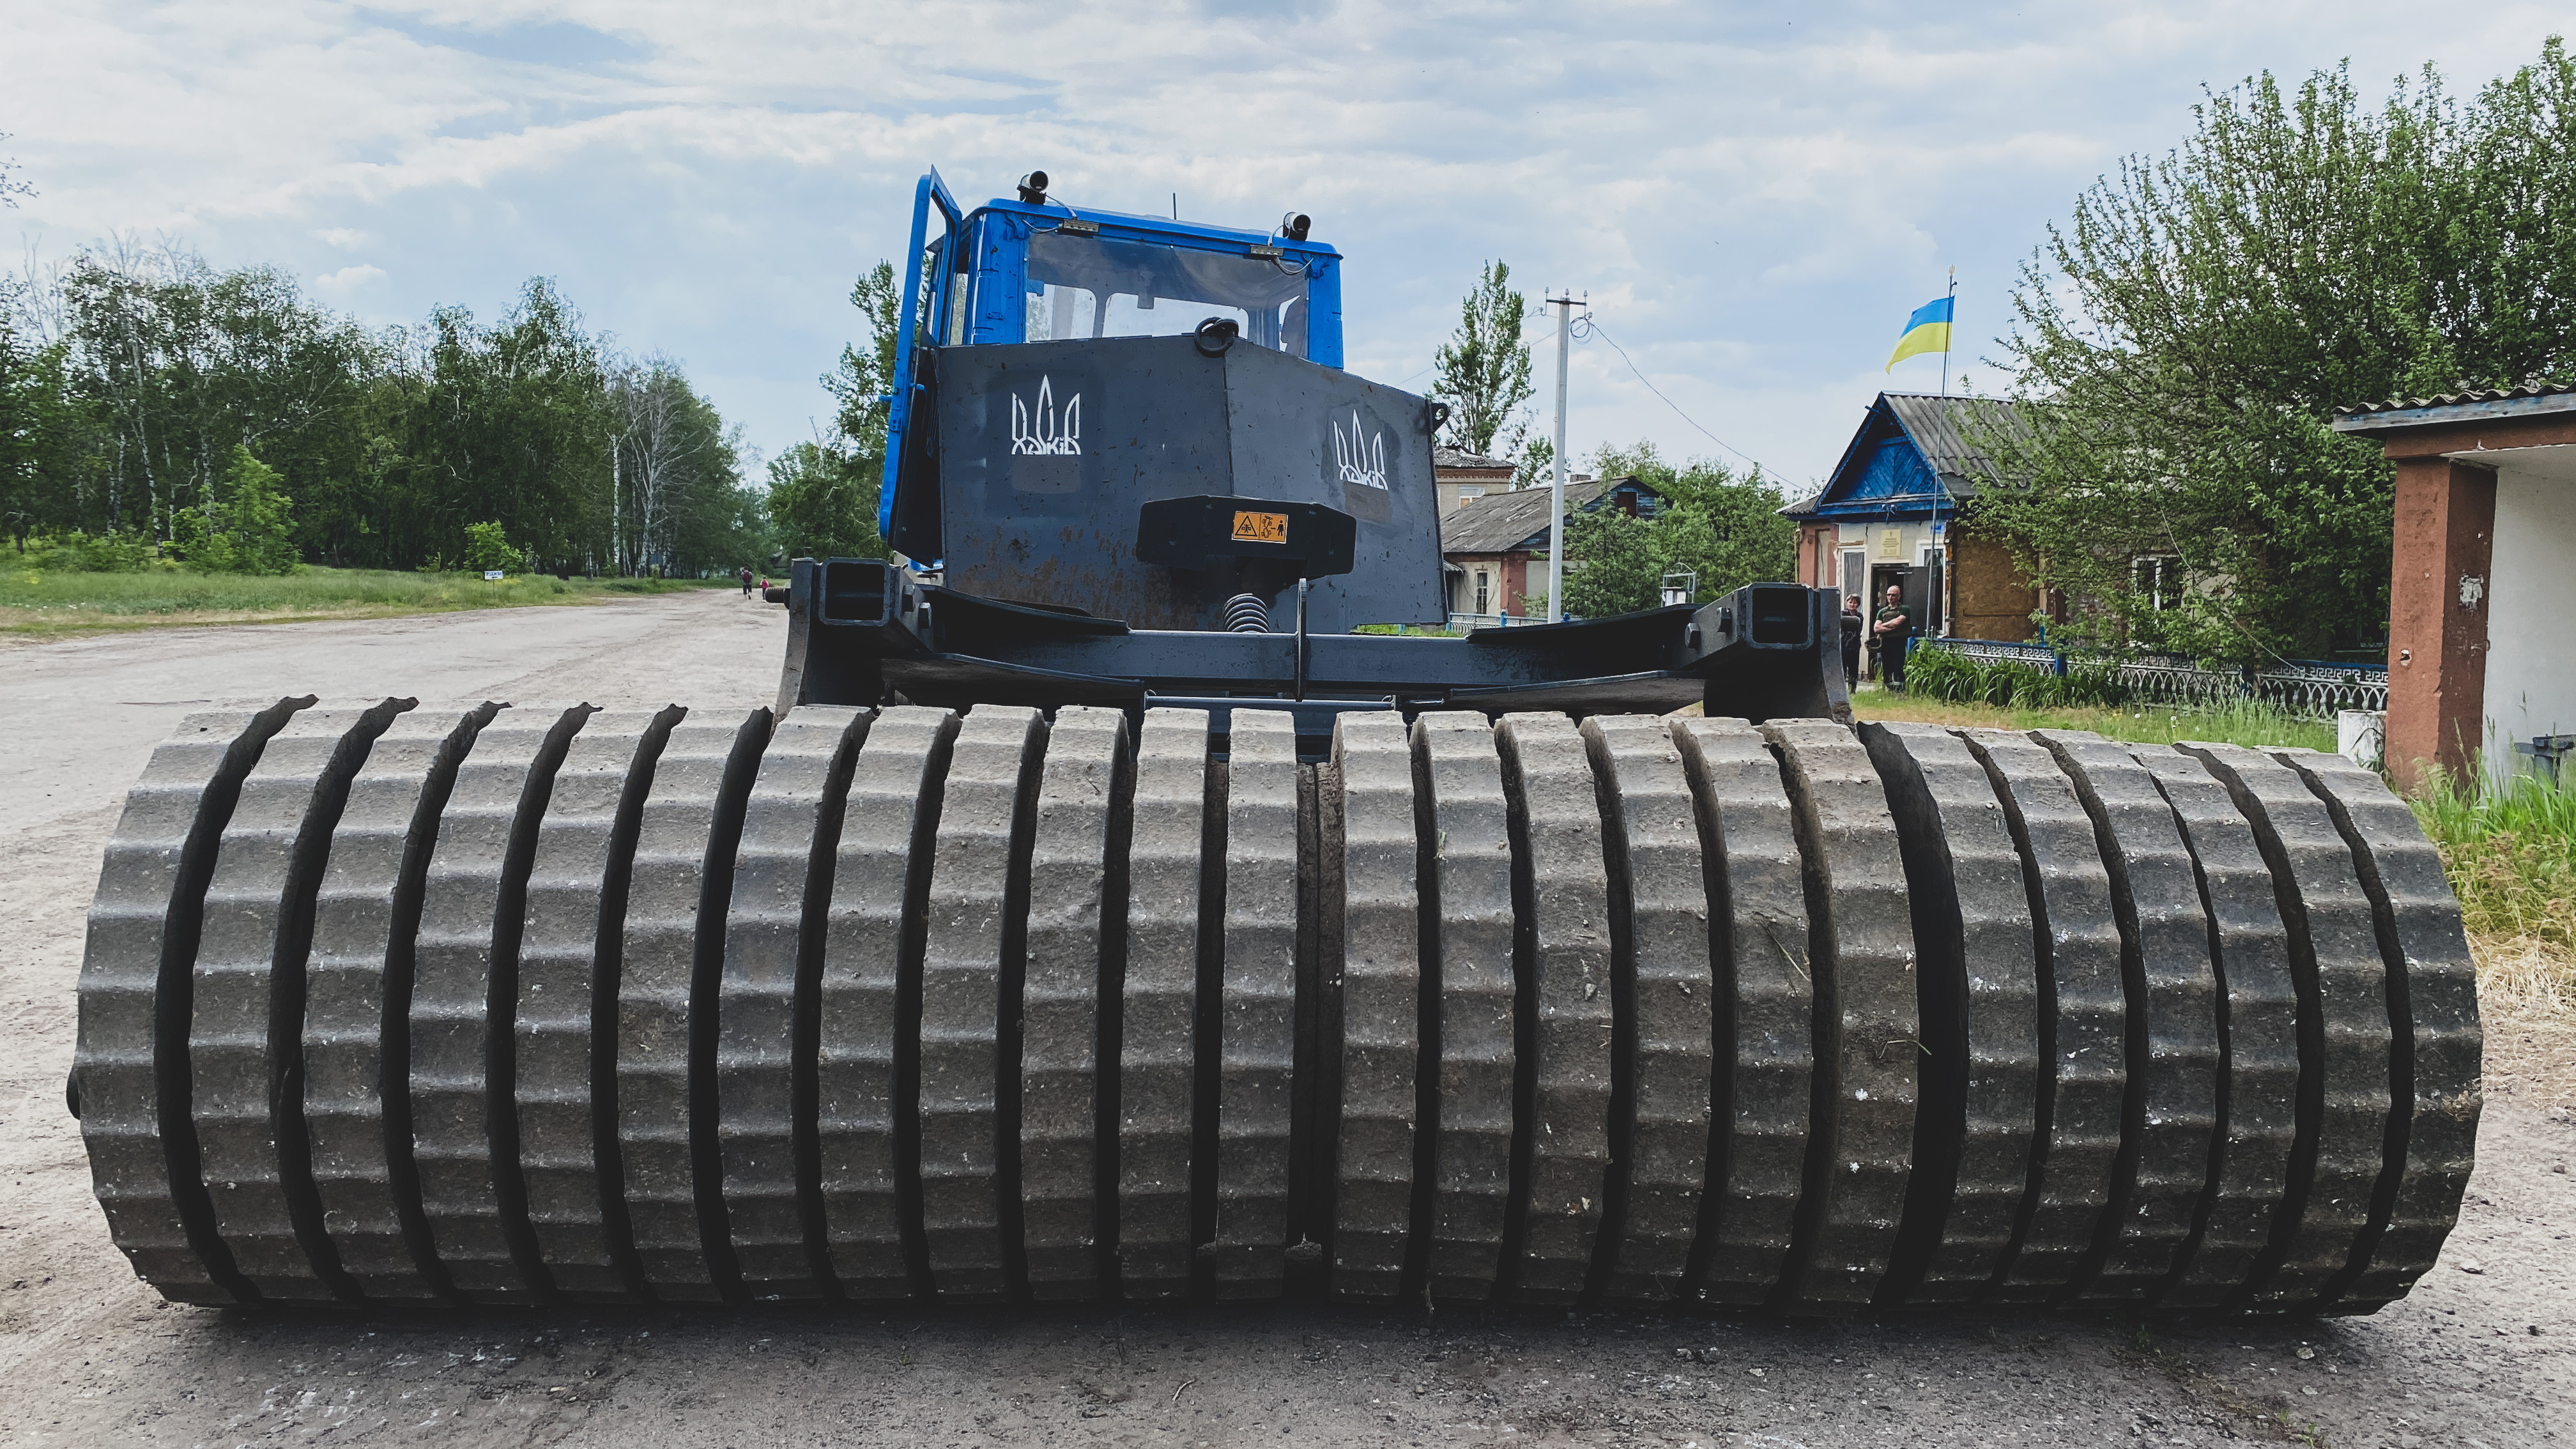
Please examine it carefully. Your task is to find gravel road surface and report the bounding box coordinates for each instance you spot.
[2,591,2568,1448]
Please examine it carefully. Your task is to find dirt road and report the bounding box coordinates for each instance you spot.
[3,592,2568,1448]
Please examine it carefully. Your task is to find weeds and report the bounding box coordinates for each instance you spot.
[1852,688,2335,753]
[2412,766,2576,1012]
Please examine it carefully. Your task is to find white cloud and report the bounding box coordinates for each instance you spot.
[4,1,2569,486]
[313,263,388,297]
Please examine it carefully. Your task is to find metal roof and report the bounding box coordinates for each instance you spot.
[1433,446,1516,471]
[1784,392,2037,519]
[1438,478,1660,555]
[1877,393,2035,493]
[2330,378,2576,432]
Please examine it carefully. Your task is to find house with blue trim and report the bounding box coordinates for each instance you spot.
[1784,391,2043,641]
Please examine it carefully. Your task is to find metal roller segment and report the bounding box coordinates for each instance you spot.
[1117,708,1211,1300]
[1415,711,1515,1303]
[1761,720,1916,1312]
[817,706,957,1300]
[2267,748,2481,1310]
[2126,745,2302,1308]
[191,699,410,1303]
[303,701,500,1302]
[2036,732,2221,1305]
[77,699,310,1305]
[1493,712,1613,1306]
[1954,729,2125,1303]
[1322,712,1419,1301]
[917,705,1047,1301]
[617,707,771,1301]
[2179,743,2392,1310]
[409,702,594,1303]
[1857,721,2040,1305]
[1208,709,1300,1298]
[1018,705,1128,1301]
[1580,715,1713,1305]
[513,707,681,1305]
[716,705,869,1301]
[1669,717,1811,1307]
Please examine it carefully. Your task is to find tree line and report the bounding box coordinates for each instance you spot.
[1980,36,2576,663]
[1428,259,1800,616]
[0,241,764,576]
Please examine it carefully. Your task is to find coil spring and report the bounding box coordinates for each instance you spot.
[1224,594,1270,632]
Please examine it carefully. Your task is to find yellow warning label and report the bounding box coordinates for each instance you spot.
[1232,510,1289,544]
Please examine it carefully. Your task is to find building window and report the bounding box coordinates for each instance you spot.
[1474,570,1491,615]
[2134,555,2185,611]
[1841,548,1865,603]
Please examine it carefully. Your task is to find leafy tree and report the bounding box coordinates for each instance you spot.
[766,440,885,562]
[1979,39,2576,663]
[1561,441,1797,616]
[1432,261,1534,456]
[460,521,519,574]
[171,446,298,574]
[823,261,902,468]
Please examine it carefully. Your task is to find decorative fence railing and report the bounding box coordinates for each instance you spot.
[1916,637,2388,717]
[1446,611,1539,632]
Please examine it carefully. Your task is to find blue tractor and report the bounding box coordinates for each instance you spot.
[72,170,2476,1321]
[775,167,1850,751]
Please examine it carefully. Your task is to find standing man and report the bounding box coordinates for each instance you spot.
[1839,594,1864,691]
[740,565,755,597]
[1872,583,1915,692]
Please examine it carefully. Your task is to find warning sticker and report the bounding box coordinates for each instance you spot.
[1232,510,1289,544]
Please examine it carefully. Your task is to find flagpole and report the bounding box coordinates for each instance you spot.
[1940,266,1956,399]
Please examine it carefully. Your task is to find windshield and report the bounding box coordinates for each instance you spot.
[1025,229,1310,357]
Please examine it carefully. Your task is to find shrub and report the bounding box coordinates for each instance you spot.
[461,521,519,575]
[1905,645,2128,709]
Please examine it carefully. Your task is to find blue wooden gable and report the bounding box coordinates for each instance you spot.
[1798,395,1953,520]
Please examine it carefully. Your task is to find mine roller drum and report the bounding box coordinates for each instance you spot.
[71,700,2481,1313]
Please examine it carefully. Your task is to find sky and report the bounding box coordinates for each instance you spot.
[4,1,2569,494]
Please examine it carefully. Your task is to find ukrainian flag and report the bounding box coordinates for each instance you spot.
[1885,296,1953,372]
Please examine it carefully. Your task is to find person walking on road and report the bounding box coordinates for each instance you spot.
[1873,583,1915,693]
[740,567,755,597]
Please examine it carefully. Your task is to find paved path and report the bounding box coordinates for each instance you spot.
[0,593,2568,1448]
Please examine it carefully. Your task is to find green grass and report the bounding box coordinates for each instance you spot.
[1849,684,2338,753]
[0,563,717,634]
[2411,766,2576,1011]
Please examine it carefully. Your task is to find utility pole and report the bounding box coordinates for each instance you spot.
[1546,291,1575,623]
[1939,265,1956,399]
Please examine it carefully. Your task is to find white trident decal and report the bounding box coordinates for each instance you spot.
[1333,410,1387,490]
[1010,376,1080,456]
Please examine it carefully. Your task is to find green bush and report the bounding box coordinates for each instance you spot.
[169,448,302,575]
[24,529,162,572]
[461,521,519,575]
[1904,645,2129,709]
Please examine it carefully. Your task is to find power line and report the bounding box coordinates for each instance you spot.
[1574,313,1781,482]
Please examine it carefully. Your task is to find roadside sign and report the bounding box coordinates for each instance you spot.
[484,570,504,581]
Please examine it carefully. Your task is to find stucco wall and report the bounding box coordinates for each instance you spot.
[2483,457,2576,783]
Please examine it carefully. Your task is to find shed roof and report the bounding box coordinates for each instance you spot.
[1434,445,1516,471]
[2331,378,2576,432]
[1439,476,1668,555]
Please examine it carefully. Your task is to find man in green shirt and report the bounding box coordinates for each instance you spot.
[1872,583,1915,691]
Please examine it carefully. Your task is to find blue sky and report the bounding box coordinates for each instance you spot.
[5,2,2568,492]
